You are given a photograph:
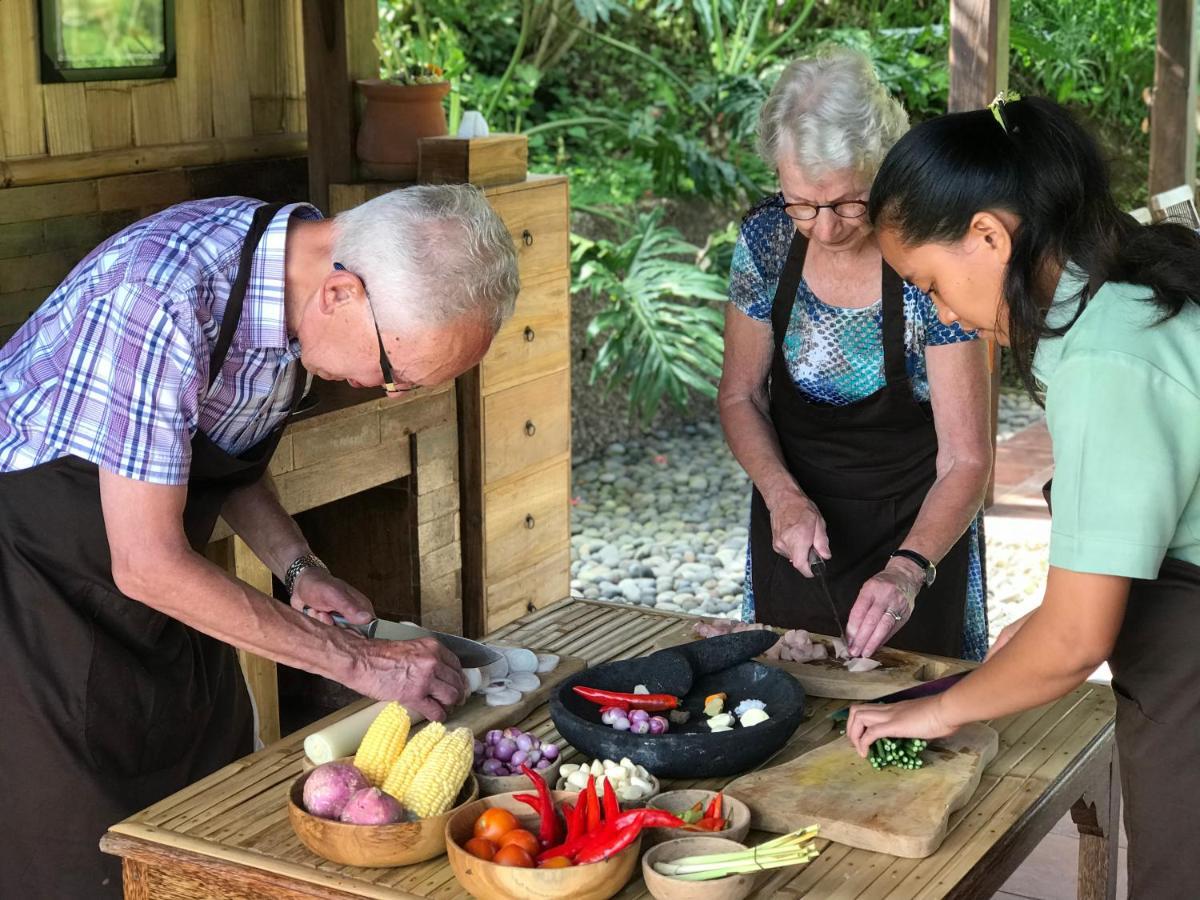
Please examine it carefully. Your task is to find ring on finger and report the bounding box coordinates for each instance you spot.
[885,607,904,623]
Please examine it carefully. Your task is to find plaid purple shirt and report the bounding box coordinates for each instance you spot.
[0,198,320,485]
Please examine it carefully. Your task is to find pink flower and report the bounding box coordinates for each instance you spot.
[570,496,581,506]
[654,454,668,465]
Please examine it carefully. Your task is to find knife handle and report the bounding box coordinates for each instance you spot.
[331,613,377,637]
[807,547,828,576]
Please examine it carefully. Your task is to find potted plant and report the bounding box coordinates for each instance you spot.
[356,62,451,181]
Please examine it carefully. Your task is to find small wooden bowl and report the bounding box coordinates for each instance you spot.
[288,770,478,867]
[643,790,751,847]
[555,769,660,809]
[475,757,562,797]
[642,836,758,900]
[445,791,641,900]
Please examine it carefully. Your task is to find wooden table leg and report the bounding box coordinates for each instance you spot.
[231,536,281,746]
[1072,742,1121,900]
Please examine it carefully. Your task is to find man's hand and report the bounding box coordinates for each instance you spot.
[291,568,375,626]
[349,637,470,722]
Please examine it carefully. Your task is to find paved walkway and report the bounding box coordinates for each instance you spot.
[984,420,1126,900]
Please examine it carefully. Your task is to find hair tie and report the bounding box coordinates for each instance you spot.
[988,90,1021,134]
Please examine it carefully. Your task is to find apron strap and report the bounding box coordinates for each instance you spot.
[880,263,908,387]
[771,231,809,349]
[208,202,288,388]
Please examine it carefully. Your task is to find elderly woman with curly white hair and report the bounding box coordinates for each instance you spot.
[718,46,992,661]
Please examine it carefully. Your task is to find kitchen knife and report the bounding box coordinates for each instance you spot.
[808,548,847,645]
[331,614,502,668]
[828,671,969,721]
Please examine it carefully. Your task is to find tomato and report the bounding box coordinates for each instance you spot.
[496,828,539,856]
[493,844,534,868]
[463,837,496,861]
[538,855,573,868]
[473,808,519,843]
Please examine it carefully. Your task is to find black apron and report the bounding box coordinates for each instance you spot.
[0,202,304,899]
[748,233,971,656]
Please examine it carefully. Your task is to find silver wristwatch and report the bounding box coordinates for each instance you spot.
[284,553,328,595]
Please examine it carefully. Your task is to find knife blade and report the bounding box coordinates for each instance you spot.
[331,615,502,668]
[829,671,969,721]
[808,548,846,645]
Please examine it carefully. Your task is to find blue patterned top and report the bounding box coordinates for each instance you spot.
[731,195,989,661]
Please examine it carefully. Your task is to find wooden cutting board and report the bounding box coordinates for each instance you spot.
[725,722,998,858]
[651,625,968,700]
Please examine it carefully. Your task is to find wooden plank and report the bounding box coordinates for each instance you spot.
[1149,0,1199,192]
[484,547,571,631]
[210,0,255,139]
[0,221,44,259]
[86,83,134,151]
[273,439,411,516]
[948,0,1010,111]
[481,273,571,395]
[415,422,458,495]
[0,0,45,158]
[482,369,570,483]
[418,135,529,188]
[417,512,458,554]
[0,133,307,188]
[175,0,215,142]
[231,538,281,747]
[43,83,92,156]
[282,0,308,133]
[253,98,287,135]
[344,0,380,82]
[483,456,570,582]
[0,287,47,328]
[97,171,190,212]
[0,248,83,293]
[302,0,355,211]
[418,570,462,634]
[131,81,183,146]
[417,481,459,525]
[0,180,97,226]
[290,408,380,469]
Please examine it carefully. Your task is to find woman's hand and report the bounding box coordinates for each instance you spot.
[986,610,1034,660]
[846,696,956,757]
[291,567,375,626]
[846,561,923,657]
[767,489,830,577]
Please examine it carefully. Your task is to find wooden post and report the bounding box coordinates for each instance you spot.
[949,0,1010,508]
[301,0,378,212]
[1149,0,1199,194]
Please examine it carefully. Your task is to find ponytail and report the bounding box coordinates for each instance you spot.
[868,96,1200,399]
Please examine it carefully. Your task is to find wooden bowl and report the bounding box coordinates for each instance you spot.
[476,757,562,797]
[642,836,758,900]
[445,791,641,900]
[288,770,478,867]
[643,790,751,847]
[555,769,660,809]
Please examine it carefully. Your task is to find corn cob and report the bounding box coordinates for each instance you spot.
[403,727,474,818]
[380,721,445,802]
[353,702,411,786]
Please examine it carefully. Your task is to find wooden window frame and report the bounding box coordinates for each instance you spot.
[37,0,177,84]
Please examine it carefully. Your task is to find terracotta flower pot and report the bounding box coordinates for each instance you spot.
[355,79,451,181]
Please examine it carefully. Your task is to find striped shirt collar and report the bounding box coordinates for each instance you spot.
[239,201,319,353]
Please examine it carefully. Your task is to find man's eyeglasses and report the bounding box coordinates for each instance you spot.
[780,197,869,222]
[333,262,400,393]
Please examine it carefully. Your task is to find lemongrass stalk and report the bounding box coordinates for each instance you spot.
[654,845,819,877]
[655,848,820,881]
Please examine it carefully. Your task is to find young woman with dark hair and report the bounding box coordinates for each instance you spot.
[847,95,1200,897]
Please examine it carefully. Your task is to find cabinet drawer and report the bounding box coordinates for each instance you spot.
[482,369,569,484]
[485,547,570,631]
[481,274,570,395]
[488,181,568,284]
[484,458,569,582]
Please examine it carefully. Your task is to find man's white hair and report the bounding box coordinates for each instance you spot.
[331,184,519,333]
[757,46,909,181]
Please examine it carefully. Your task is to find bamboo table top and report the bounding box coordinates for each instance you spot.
[101,599,1117,899]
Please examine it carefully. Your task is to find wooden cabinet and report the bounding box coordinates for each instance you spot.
[328,174,571,637]
[459,175,571,635]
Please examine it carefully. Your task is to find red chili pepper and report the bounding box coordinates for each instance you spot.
[573,822,642,864]
[600,777,620,823]
[585,774,602,834]
[682,816,727,832]
[573,685,679,711]
[561,800,578,843]
[612,808,685,830]
[704,791,723,821]
[520,764,563,848]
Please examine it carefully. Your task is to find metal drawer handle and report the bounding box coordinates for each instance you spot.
[524,420,536,437]
[524,514,536,529]
[522,229,533,246]
[523,325,535,342]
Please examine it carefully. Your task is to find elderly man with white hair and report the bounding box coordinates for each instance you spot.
[0,185,517,898]
[718,47,992,662]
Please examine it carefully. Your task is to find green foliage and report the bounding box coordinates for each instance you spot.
[55,0,167,69]
[573,208,729,423]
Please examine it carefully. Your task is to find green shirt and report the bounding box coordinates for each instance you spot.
[1033,267,1200,579]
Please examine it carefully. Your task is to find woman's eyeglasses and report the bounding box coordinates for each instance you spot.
[333,262,401,394]
[780,198,869,222]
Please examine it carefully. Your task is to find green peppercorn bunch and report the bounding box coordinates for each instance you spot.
[868,737,927,770]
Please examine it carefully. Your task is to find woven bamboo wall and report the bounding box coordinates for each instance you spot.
[0,0,311,179]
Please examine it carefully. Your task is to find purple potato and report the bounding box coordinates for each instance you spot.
[302,763,371,820]
[339,787,408,825]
